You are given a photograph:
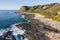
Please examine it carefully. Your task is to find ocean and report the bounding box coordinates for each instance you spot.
[0,10,28,40]
[0,10,28,29]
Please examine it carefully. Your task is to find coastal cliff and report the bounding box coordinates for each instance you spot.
[19,3,60,22]
[16,13,60,40]
[17,3,60,40]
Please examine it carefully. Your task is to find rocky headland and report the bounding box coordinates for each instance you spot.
[16,13,60,40]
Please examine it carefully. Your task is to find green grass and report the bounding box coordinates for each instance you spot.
[54,7,60,12]
[38,12,60,22]
[52,15,60,22]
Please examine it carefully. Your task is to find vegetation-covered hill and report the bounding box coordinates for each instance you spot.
[19,3,60,22]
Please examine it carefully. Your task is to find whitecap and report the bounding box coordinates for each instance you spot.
[21,15,25,18]
[10,24,26,35]
[0,23,29,40]
[0,28,10,36]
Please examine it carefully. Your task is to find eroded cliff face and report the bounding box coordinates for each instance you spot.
[16,13,60,40]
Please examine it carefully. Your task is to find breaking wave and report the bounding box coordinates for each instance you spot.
[0,23,28,40]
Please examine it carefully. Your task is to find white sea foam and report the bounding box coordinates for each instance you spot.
[0,23,29,40]
[21,15,30,23]
[0,23,25,36]
[0,28,10,36]
[10,23,26,35]
[21,15,25,18]
[10,23,29,40]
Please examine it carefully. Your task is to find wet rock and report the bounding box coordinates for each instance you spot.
[16,23,50,40]
[0,31,15,40]
[2,31,13,37]
[44,25,60,32]
[18,34,25,39]
[0,36,3,40]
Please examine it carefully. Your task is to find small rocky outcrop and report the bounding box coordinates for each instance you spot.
[0,31,26,40]
[0,31,15,40]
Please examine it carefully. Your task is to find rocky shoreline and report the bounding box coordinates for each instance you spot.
[0,31,27,40]
[16,13,60,40]
[0,23,28,40]
[1,13,60,40]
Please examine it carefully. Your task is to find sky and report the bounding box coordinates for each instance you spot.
[0,0,60,10]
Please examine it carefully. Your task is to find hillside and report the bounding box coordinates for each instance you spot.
[17,13,60,40]
[19,3,60,22]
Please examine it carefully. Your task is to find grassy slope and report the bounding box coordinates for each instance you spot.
[19,3,60,22]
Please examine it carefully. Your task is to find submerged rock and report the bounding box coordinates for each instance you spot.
[0,30,26,40]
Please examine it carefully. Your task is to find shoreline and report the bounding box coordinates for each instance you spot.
[21,12,60,27]
[2,12,59,40]
[0,22,29,40]
[16,12,60,40]
[21,12,60,22]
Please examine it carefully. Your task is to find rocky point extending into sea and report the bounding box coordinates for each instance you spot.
[1,13,60,40]
[16,13,60,40]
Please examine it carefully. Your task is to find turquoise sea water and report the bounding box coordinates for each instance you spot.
[0,10,29,40]
[0,10,28,29]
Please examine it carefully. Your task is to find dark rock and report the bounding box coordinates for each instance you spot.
[16,23,50,40]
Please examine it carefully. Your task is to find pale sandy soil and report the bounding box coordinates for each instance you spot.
[21,13,60,40]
